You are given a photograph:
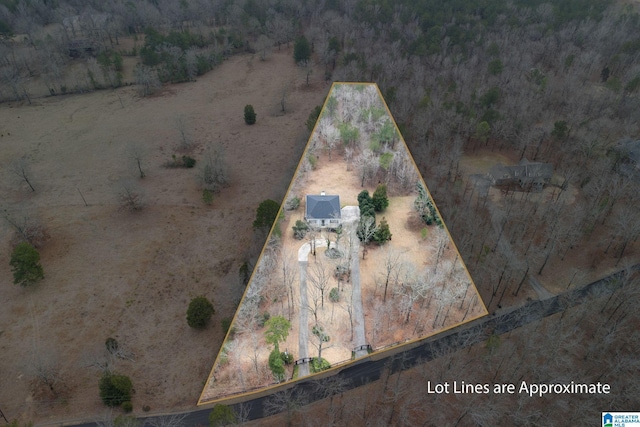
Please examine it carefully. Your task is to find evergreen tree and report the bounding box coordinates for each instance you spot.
[10,242,44,286]
[293,35,311,64]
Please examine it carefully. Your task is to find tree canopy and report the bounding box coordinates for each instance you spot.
[294,35,311,64]
[10,242,44,286]
[253,199,280,231]
[264,315,291,352]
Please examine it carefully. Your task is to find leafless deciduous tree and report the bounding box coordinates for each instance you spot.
[129,143,146,178]
[10,156,36,191]
[134,64,160,97]
[1,208,48,248]
[145,413,187,427]
[119,181,144,212]
[27,348,62,397]
[264,388,309,427]
[201,143,228,193]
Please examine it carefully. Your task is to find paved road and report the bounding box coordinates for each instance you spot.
[347,226,368,358]
[54,265,638,427]
[297,259,310,377]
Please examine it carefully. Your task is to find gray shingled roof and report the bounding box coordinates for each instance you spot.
[305,195,341,220]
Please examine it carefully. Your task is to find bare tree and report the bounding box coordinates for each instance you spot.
[10,156,36,191]
[129,143,146,178]
[146,413,187,427]
[134,64,160,97]
[1,208,48,248]
[378,247,404,302]
[356,216,377,259]
[308,257,331,310]
[119,181,144,212]
[264,387,309,427]
[201,143,228,193]
[27,348,62,397]
[174,115,192,150]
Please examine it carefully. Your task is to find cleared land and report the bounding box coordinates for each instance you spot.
[0,48,328,423]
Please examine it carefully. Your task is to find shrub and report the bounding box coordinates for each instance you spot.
[182,155,196,168]
[202,189,214,205]
[10,242,44,286]
[186,296,215,329]
[308,154,318,169]
[372,184,389,212]
[268,348,285,382]
[281,351,294,365]
[329,287,340,302]
[373,217,392,245]
[244,104,256,125]
[292,220,309,239]
[105,337,119,354]
[285,196,300,211]
[257,311,271,327]
[142,405,151,412]
[122,401,133,412]
[310,357,331,373]
[99,373,133,407]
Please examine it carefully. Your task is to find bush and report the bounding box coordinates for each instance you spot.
[182,155,196,168]
[186,296,215,329]
[373,217,392,245]
[268,348,285,382]
[244,104,256,125]
[372,184,389,212]
[310,357,331,373]
[285,196,300,211]
[329,287,340,302]
[202,189,214,205]
[281,351,294,365]
[308,154,318,169]
[99,373,133,407]
[292,220,309,239]
[122,401,133,412]
[10,242,44,286]
[257,311,271,327]
[105,337,119,354]
[293,35,311,64]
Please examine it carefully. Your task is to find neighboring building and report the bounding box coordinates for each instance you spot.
[488,158,553,191]
[305,192,341,228]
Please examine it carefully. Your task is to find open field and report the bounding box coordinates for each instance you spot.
[0,47,328,424]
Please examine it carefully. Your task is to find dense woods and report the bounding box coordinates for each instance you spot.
[1,0,639,424]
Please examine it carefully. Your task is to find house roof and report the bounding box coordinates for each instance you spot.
[489,159,553,181]
[305,195,341,220]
